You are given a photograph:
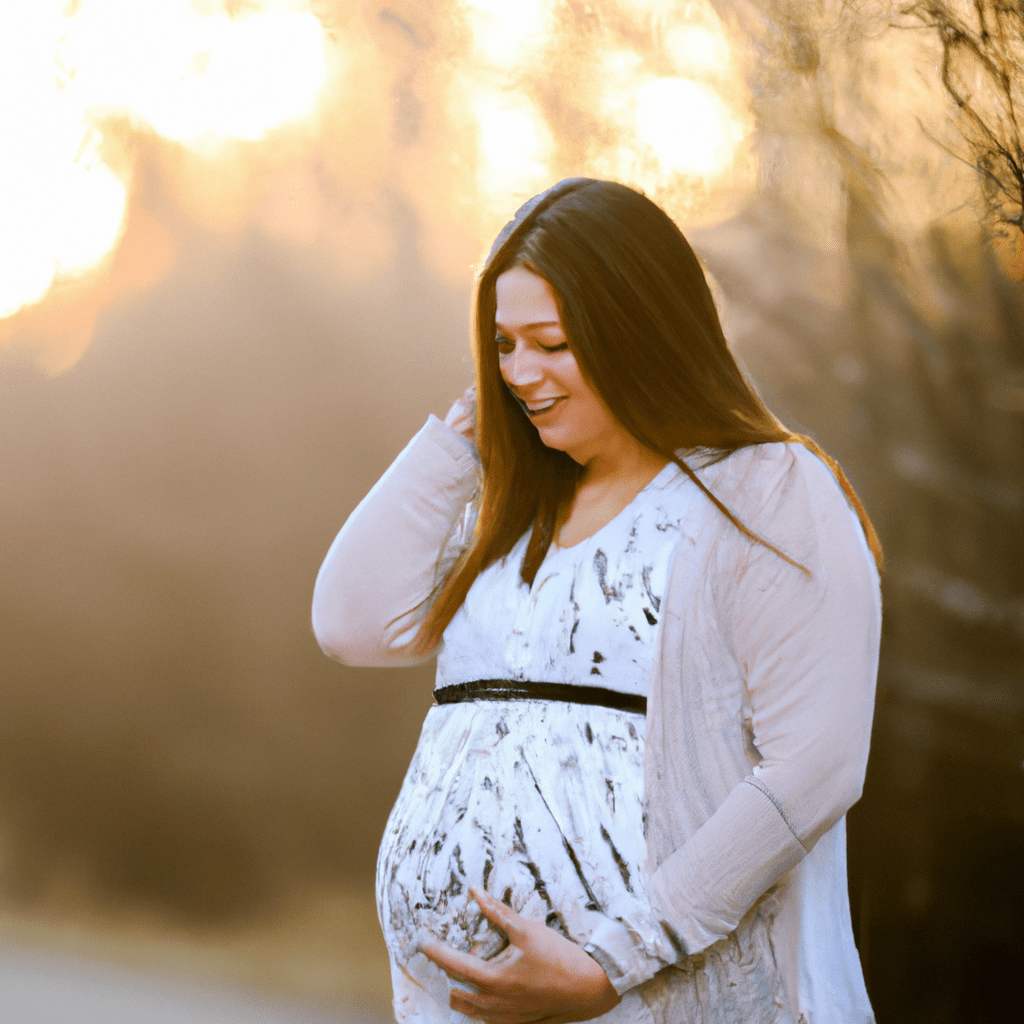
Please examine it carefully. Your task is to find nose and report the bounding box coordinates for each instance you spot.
[501,342,544,391]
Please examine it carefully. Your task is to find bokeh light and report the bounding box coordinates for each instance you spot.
[1,5,1021,1022]
[2,0,760,366]
[0,0,327,324]
[463,0,554,68]
[632,75,749,177]
[473,91,554,202]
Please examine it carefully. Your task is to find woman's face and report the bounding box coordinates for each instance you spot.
[494,265,628,467]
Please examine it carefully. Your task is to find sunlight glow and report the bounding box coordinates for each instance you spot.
[663,24,735,81]
[463,0,554,68]
[632,76,750,177]
[0,0,327,322]
[473,92,553,201]
[460,0,753,230]
[60,0,327,145]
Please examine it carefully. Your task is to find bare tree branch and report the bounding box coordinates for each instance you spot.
[893,1,1024,234]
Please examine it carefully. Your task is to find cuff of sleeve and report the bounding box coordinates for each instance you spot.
[424,413,480,467]
[583,915,670,996]
[647,779,807,956]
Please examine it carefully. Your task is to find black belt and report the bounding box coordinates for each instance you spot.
[433,678,646,715]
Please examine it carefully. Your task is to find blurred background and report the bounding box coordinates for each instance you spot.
[0,1,1021,1021]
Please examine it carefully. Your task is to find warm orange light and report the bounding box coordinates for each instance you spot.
[459,0,754,232]
[61,0,327,146]
[0,0,327,326]
[632,76,750,178]
[472,91,554,203]
[0,3,129,319]
[463,0,554,68]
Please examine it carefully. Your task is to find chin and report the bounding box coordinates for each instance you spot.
[538,432,588,464]
[535,426,569,451]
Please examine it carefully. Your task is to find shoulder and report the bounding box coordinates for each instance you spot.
[691,442,877,591]
[694,442,850,528]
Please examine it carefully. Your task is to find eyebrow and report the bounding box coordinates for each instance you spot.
[495,320,561,332]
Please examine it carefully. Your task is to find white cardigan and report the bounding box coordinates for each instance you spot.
[313,415,880,1024]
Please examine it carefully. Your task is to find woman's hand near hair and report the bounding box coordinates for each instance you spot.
[422,887,621,1024]
[444,385,477,444]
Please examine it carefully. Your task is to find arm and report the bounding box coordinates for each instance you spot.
[646,444,881,955]
[421,446,880,1016]
[311,413,480,667]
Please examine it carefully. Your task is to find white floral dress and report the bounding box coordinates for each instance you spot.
[377,462,696,1023]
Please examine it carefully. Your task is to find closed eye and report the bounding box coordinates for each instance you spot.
[495,335,569,354]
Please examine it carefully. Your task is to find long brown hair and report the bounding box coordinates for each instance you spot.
[416,179,882,651]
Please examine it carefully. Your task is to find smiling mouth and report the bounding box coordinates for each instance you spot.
[524,397,564,416]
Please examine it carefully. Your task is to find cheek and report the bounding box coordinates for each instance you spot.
[560,362,599,408]
[556,353,587,392]
[564,372,617,435]
[496,351,525,388]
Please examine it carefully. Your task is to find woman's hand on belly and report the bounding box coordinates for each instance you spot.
[421,887,621,1023]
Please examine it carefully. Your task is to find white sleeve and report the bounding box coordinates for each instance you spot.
[647,445,881,957]
[311,415,480,667]
[583,909,681,995]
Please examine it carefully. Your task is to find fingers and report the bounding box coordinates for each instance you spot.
[420,889,512,989]
[421,940,494,988]
[450,1000,549,1024]
[449,986,550,1024]
[449,988,575,1024]
[469,886,529,946]
[422,937,535,1022]
[420,901,523,989]
[443,384,478,442]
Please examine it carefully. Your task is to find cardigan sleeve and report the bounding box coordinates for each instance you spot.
[646,444,881,957]
[312,415,480,667]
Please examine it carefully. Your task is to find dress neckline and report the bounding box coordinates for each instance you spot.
[551,460,682,552]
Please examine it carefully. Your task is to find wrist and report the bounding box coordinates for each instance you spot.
[577,950,621,1016]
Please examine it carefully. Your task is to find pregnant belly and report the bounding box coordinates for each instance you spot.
[376,699,648,967]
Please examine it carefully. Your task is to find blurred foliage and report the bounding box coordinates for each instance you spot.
[895,0,1024,240]
[701,186,1024,1021]
[0,219,453,923]
[699,8,1024,1014]
[0,4,1022,1023]
[842,211,1024,1024]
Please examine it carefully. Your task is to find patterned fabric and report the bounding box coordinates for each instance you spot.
[313,416,880,1023]
[378,464,691,1022]
[438,461,687,696]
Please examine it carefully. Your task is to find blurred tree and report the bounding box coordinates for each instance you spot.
[700,185,1024,1023]
[896,0,1024,242]
[697,9,1024,1016]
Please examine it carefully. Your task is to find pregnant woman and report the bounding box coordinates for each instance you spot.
[312,178,882,1023]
